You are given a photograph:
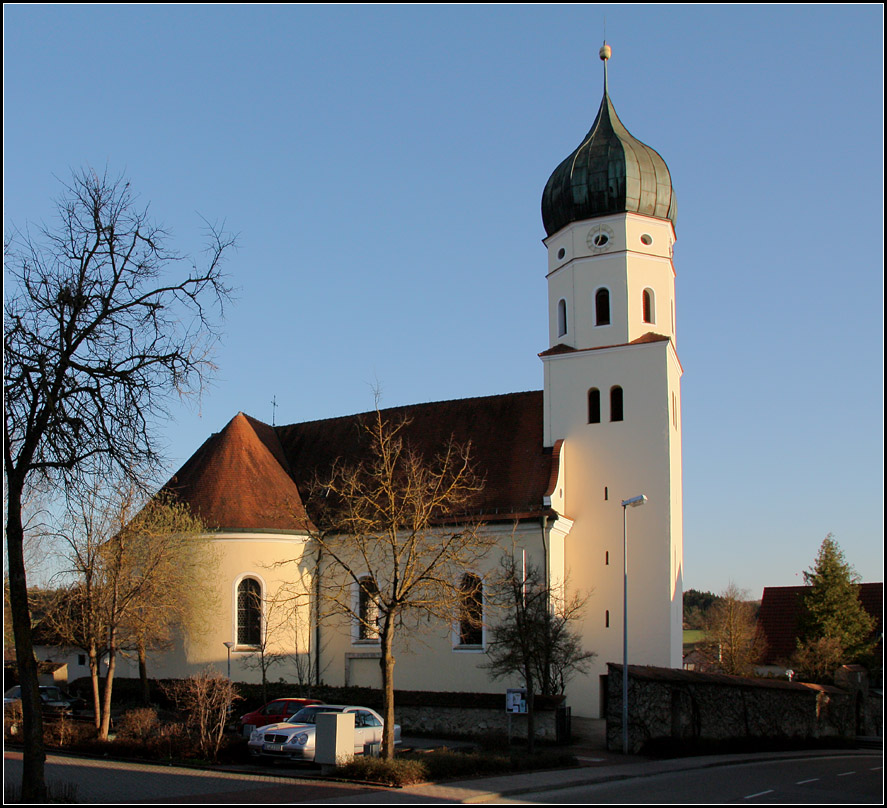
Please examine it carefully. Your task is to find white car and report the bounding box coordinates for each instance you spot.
[247,704,400,762]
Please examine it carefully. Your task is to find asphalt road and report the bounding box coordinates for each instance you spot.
[491,754,884,804]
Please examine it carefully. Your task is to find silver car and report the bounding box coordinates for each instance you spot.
[247,704,400,762]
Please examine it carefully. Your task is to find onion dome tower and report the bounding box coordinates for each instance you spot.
[538,43,685,706]
[541,42,677,237]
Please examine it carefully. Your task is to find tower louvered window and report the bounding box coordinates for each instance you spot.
[595,288,610,326]
[643,288,655,323]
[588,388,601,424]
[610,386,624,422]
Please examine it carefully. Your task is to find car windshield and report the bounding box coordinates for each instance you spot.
[289,706,343,724]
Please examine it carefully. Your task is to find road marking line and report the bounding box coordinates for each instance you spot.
[837,771,855,777]
[745,790,774,799]
[796,779,819,784]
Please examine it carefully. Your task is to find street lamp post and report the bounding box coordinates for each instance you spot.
[223,641,235,679]
[621,494,647,755]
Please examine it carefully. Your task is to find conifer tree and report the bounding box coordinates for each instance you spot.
[795,534,875,678]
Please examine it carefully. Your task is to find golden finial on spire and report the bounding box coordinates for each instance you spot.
[599,41,611,94]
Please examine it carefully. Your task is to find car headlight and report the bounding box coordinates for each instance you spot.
[294,732,308,745]
[249,729,261,742]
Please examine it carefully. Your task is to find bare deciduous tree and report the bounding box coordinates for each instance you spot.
[4,168,233,797]
[701,582,765,677]
[300,408,496,758]
[483,555,595,753]
[48,480,215,739]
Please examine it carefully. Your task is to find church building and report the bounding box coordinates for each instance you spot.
[153,45,683,719]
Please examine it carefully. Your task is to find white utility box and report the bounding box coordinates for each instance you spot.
[315,711,355,767]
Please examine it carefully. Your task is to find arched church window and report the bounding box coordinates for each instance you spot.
[458,573,483,646]
[643,288,655,324]
[610,386,624,422]
[237,577,262,647]
[357,576,380,642]
[595,288,610,326]
[557,298,567,337]
[588,388,601,424]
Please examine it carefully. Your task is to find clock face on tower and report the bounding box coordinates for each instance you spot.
[587,224,614,251]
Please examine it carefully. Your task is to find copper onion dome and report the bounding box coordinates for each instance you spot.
[541,45,677,237]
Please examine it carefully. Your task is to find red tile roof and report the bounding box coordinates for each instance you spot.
[757,583,883,664]
[164,392,556,532]
[538,332,671,358]
[163,412,314,532]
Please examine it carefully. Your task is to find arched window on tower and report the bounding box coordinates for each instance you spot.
[588,388,601,424]
[357,576,380,642]
[610,386,624,422]
[237,577,262,647]
[458,573,484,647]
[643,288,655,324]
[595,288,610,326]
[557,298,567,337]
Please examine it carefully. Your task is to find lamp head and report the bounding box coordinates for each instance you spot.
[621,494,648,508]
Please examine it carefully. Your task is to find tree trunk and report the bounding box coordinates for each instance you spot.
[100,645,117,741]
[5,477,47,802]
[138,639,150,705]
[379,626,396,760]
[88,641,102,730]
[525,668,536,755]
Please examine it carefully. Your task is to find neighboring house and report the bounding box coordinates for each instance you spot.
[757,583,883,670]
[142,49,685,719]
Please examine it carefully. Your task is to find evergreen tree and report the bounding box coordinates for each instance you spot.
[796,535,875,673]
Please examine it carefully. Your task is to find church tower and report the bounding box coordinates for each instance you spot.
[540,44,683,711]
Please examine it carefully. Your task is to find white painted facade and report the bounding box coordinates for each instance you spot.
[541,210,684,713]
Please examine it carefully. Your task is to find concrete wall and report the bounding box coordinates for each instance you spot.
[606,663,862,753]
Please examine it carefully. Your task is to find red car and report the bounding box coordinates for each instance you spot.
[238,698,323,738]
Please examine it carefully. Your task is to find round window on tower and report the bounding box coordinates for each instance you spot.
[557,247,566,260]
[640,234,653,246]
[593,233,609,247]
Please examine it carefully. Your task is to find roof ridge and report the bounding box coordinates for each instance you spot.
[274,390,543,430]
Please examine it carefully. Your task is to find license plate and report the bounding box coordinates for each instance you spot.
[264,742,282,752]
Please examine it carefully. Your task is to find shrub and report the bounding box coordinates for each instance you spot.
[117,707,160,742]
[334,748,578,786]
[335,756,430,787]
[161,668,240,761]
[43,714,96,747]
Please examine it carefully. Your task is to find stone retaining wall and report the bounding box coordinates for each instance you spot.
[606,663,862,753]
[396,704,559,741]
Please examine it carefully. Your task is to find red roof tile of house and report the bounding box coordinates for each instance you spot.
[757,582,883,664]
[164,391,556,533]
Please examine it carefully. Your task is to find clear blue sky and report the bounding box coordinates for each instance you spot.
[5,5,883,597]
